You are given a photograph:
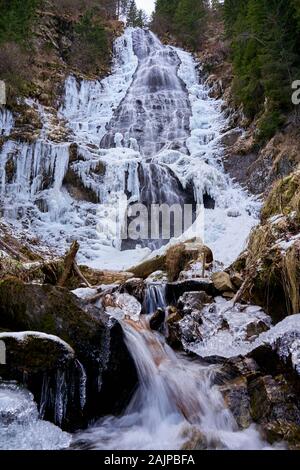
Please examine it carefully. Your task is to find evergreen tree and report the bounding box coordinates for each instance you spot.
[0,0,39,44]
[127,0,138,27]
[174,0,208,48]
[224,0,300,141]
[136,9,148,28]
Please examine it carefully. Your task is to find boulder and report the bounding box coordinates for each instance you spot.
[0,332,80,428]
[211,272,235,292]
[166,307,183,350]
[166,279,218,305]
[0,332,75,372]
[149,308,166,333]
[119,277,145,304]
[219,377,252,429]
[248,375,300,447]
[0,278,138,430]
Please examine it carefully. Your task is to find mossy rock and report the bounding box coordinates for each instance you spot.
[0,278,138,428]
[262,170,300,223]
[0,332,74,374]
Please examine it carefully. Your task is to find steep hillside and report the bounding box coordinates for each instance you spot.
[0,0,123,108]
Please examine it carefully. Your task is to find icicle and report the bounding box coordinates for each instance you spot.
[0,108,14,136]
[75,359,87,410]
[54,370,68,426]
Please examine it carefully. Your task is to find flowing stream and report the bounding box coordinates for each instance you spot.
[72,315,272,450]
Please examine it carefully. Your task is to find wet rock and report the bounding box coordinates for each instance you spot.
[150,308,166,332]
[248,375,300,446]
[166,279,218,305]
[119,277,145,304]
[181,427,207,450]
[211,272,235,292]
[246,320,269,340]
[166,307,183,350]
[0,278,138,430]
[263,421,300,449]
[219,377,252,429]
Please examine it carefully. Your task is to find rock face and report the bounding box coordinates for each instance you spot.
[0,278,138,430]
[214,353,300,448]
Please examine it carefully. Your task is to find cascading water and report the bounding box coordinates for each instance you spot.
[0,27,266,450]
[72,315,275,450]
[101,29,191,156]
[143,282,167,314]
[0,27,259,268]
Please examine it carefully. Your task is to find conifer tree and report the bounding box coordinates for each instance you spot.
[127,0,138,27]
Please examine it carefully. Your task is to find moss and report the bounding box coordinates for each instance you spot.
[262,170,300,223]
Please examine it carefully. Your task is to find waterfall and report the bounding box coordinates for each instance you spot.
[72,317,273,450]
[0,27,282,451]
[0,108,14,136]
[143,283,167,314]
[101,29,191,156]
[0,27,259,268]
